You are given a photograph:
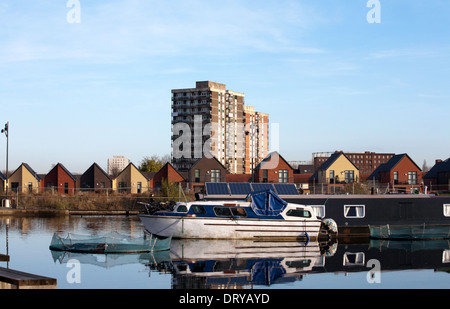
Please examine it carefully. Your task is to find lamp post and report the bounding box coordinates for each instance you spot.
[1,122,8,201]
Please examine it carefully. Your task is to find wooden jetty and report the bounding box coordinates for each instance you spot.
[0,267,57,289]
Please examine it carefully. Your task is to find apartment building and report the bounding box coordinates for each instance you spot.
[171,81,269,174]
[243,106,269,174]
[107,156,130,176]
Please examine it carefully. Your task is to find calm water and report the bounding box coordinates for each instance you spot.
[0,215,449,289]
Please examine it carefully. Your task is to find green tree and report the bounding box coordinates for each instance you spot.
[139,155,170,172]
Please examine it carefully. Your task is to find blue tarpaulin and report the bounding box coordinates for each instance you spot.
[250,190,288,216]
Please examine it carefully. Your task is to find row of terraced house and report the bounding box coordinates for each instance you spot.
[1,151,449,196]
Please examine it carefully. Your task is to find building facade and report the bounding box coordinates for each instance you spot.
[80,163,113,191]
[112,162,151,194]
[368,153,423,193]
[253,152,294,184]
[243,105,269,174]
[107,156,130,176]
[171,81,269,174]
[313,151,395,176]
[8,163,42,194]
[44,163,77,194]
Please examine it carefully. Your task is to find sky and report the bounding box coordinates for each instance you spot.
[0,0,449,174]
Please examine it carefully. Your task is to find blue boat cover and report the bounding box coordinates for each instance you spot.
[250,190,288,216]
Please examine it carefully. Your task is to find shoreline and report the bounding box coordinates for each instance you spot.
[0,208,140,216]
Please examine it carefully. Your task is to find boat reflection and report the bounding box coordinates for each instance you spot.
[50,238,450,289]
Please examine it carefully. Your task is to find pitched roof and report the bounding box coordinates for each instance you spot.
[48,163,77,181]
[254,151,294,170]
[82,163,112,181]
[115,162,150,180]
[191,155,227,171]
[153,162,185,181]
[0,171,5,181]
[317,152,359,171]
[368,153,421,179]
[11,163,42,181]
[424,158,450,179]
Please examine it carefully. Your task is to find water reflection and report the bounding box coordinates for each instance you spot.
[49,237,450,289]
[1,216,449,289]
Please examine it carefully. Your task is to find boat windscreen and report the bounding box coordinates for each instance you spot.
[250,190,287,216]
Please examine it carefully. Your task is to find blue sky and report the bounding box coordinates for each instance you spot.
[0,0,449,174]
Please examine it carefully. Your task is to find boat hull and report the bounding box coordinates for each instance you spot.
[369,224,450,240]
[139,215,322,241]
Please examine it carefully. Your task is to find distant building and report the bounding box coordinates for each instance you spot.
[253,152,294,184]
[312,152,360,185]
[44,163,77,194]
[243,105,269,174]
[8,163,42,193]
[423,158,450,192]
[313,151,395,176]
[171,81,269,174]
[108,156,130,176]
[368,153,422,193]
[187,156,228,193]
[80,163,113,191]
[112,162,150,194]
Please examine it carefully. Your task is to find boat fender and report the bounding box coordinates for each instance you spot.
[321,218,338,233]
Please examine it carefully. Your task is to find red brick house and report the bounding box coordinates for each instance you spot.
[151,162,185,188]
[368,154,422,193]
[252,152,294,183]
[187,156,228,192]
[44,163,77,194]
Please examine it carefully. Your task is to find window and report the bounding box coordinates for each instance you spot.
[192,205,206,215]
[64,183,69,194]
[211,170,221,183]
[408,172,417,185]
[286,208,312,218]
[231,207,247,217]
[279,170,288,183]
[444,204,450,217]
[263,170,268,183]
[28,182,33,193]
[345,170,355,183]
[194,169,200,182]
[329,170,335,184]
[176,205,188,213]
[393,171,399,184]
[11,182,19,193]
[137,182,142,194]
[344,205,365,218]
[214,207,232,217]
[310,205,325,218]
[343,252,365,266]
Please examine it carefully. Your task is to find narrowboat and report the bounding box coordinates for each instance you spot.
[138,190,338,241]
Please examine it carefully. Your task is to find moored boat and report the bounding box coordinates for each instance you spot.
[369,224,450,240]
[138,190,337,241]
[49,231,171,253]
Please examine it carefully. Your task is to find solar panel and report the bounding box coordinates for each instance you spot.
[229,183,252,195]
[251,183,275,192]
[274,183,299,195]
[205,183,230,195]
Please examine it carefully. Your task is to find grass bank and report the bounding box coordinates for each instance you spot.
[1,191,195,212]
